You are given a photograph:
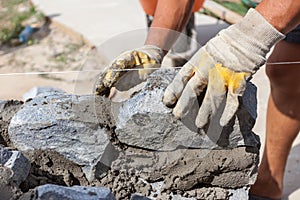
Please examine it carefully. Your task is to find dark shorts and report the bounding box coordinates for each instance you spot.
[284,24,300,43]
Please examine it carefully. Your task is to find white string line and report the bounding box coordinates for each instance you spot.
[0,61,300,76]
[267,61,300,65]
[0,67,183,76]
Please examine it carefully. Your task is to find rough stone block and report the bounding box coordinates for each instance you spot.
[228,187,249,200]
[115,68,260,151]
[8,94,116,181]
[35,184,116,200]
[0,145,30,186]
[0,166,22,200]
[130,194,151,200]
[22,86,65,101]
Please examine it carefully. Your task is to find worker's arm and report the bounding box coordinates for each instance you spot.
[256,0,300,34]
[163,0,300,128]
[145,0,194,53]
[96,0,194,96]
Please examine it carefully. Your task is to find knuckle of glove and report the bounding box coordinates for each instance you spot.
[211,63,249,94]
[94,51,135,96]
[95,48,160,96]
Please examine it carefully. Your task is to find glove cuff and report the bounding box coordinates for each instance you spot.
[206,9,285,73]
[139,45,164,63]
[233,8,285,52]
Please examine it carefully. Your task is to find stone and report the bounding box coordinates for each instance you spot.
[0,145,31,186]
[35,184,116,200]
[228,187,249,200]
[0,166,22,200]
[130,194,151,200]
[22,86,65,101]
[115,68,260,151]
[0,100,23,146]
[8,94,116,182]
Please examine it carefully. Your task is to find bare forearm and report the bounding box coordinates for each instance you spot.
[256,0,300,34]
[145,0,194,53]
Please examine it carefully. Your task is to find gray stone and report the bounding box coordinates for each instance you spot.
[0,145,30,186]
[115,68,259,151]
[130,194,151,200]
[36,184,116,200]
[171,195,197,200]
[0,145,12,164]
[228,187,249,200]
[8,94,116,181]
[0,166,22,200]
[22,86,65,101]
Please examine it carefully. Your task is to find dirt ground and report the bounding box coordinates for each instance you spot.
[0,22,107,100]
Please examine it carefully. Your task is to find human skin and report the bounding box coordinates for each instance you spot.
[144,0,195,54]
[249,1,300,199]
[250,41,300,199]
[256,0,300,34]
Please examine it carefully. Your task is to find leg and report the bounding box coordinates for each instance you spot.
[250,40,300,199]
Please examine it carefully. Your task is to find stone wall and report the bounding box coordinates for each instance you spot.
[0,69,260,200]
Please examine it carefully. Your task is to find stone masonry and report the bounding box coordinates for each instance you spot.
[0,68,260,200]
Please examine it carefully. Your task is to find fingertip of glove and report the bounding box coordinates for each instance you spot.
[219,115,231,127]
[195,117,206,129]
[95,86,110,97]
[172,108,182,119]
[162,94,176,107]
[219,119,226,127]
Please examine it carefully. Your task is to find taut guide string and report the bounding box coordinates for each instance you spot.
[0,61,300,76]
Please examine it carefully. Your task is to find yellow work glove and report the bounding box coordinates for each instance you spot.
[95,45,164,96]
[163,9,285,128]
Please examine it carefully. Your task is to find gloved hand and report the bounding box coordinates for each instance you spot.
[163,8,284,128]
[95,45,164,96]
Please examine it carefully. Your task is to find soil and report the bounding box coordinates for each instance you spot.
[0,21,107,100]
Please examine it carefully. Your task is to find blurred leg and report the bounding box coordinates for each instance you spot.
[250,40,300,199]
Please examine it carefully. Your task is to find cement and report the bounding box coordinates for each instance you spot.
[0,100,23,146]
[97,145,258,199]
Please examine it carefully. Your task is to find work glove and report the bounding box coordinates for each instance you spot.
[163,8,284,128]
[95,45,164,96]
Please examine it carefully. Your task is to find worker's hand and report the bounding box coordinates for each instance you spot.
[95,45,164,96]
[163,8,284,128]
